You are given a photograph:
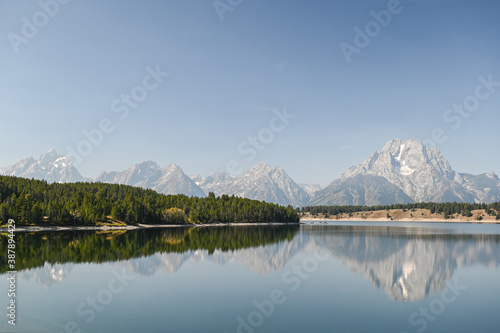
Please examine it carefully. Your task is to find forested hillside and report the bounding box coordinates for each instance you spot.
[0,175,299,225]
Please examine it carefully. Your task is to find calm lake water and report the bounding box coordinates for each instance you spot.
[1,222,500,333]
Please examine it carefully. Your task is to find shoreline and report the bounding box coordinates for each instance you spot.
[2,219,499,232]
[0,222,299,233]
[300,218,500,224]
[300,208,499,224]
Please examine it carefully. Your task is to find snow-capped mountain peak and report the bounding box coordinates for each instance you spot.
[193,163,310,207]
[0,149,85,183]
[312,138,498,205]
[3,141,498,206]
[96,161,205,197]
[486,172,499,180]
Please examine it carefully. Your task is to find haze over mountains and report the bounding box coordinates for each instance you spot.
[1,139,499,206]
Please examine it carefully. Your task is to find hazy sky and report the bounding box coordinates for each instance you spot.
[1,0,499,185]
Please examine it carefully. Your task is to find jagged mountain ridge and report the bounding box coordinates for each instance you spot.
[96,161,206,197]
[309,174,414,206]
[0,149,86,183]
[0,150,205,197]
[455,172,500,204]
[0,150,309,206]
[310,139,500,205]
[191,163,310,207]
[190,172,235,197]
[342,139,473,202]
[299,183,323,197]
[2,141,499,206]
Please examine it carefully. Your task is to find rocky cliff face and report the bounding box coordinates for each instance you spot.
[190,172,235,197]
[299,183,323,197]
[341,139,473,202]
[311,139,499,205]
[194,163,310,207]
[96,161,206,197]
[309,174,414,206]
[455,172,500,204]
[0,149,86,183]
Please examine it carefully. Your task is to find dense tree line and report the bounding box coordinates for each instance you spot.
[301,201,500,219]
[0,175,299,225]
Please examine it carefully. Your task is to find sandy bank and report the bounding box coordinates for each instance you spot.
[300,208,500,224]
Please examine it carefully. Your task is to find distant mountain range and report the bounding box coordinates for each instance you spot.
[190,163,310,207]
[96,161,206,198]
[0,148,86,183]
[2,138,499,206]
[311,139,500,205]
[0,150,313,206]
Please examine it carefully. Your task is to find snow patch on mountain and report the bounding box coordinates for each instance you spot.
[312,139,499,205]
[0,149,86,183]
[96,161,206,197]
[194,163,310,207]
[299,183,323,197]
[3,142,499,205]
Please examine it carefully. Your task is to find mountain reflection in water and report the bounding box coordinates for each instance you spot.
[4,223,500,302]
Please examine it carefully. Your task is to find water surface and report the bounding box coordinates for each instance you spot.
[1,222,499,333]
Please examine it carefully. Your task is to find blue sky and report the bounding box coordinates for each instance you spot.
[1,0,499,185]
